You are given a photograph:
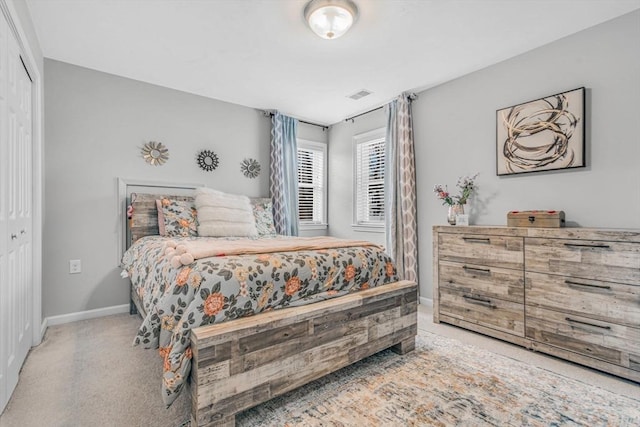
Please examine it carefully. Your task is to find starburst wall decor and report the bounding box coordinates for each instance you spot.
[240,158,261,178]
[141,141,169,166]
[196,150,219,171]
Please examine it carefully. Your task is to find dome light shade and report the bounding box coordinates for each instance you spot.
[304,0,358,40]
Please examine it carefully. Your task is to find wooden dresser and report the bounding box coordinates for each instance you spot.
[433,226,640,382]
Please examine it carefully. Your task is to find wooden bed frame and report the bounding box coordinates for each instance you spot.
[127,193,418,427]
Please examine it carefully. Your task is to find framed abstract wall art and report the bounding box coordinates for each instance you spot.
[496,87,585,176]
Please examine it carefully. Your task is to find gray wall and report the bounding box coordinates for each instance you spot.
[43,59,325,317]
[43,10,639,316]
[413,10,640,300]
[326,108,386,245]
[326,11,640,301]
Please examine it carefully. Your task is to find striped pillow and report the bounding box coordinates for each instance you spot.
[195,188,257,237]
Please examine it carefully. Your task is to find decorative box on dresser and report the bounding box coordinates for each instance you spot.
[433,226,640,382]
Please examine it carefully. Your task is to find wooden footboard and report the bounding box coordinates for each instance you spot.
[189,280,418,427]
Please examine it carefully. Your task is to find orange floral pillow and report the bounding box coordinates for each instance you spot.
[156,199,197,237]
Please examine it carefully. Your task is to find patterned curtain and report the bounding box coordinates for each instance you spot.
[270,112,299,236]
[384,93,418,283]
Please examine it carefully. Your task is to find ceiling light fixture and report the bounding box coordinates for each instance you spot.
[304,0,359,40]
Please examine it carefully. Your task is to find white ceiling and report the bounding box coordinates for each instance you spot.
[26,0,640,125]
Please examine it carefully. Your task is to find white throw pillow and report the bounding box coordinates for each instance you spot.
[195,187,258,237]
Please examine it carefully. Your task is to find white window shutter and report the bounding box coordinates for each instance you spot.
[355,138,385,225]
[297,141,326,225]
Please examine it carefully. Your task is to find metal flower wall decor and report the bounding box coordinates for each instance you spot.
[141,141,169,166]
[240,158,261,179]
[197,149,220,172]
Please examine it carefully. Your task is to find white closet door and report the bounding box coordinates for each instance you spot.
[0,7,8,412]
[0,9,33,412]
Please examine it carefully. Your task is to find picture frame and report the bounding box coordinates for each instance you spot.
[496,87,585,176]
[455,214,469,226]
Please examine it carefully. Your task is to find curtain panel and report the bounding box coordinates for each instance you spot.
[384,93,418,283]
[270,112,299,236]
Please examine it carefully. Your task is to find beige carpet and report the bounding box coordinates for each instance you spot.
[0,314,190,427]
[1,311,638,427]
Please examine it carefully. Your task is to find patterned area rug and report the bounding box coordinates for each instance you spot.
[187,332,640,426]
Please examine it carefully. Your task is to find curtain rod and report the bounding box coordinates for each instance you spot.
[261,110,328,131]
[299,119,328,131]
[344,93,418,123]
[344,106,383,123]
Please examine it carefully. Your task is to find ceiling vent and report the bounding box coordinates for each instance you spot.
[347,89,372,100]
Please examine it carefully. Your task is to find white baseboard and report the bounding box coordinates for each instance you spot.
[419,296,433,309]
[45,304,130,328]
[39,317,48,342]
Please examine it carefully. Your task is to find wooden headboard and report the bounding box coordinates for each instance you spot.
[128,193,193,244]
[117,178,202,266]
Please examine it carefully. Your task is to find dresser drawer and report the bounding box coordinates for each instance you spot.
[438,233,523,270]
[439,260,524,303]
[439,288,524,336]
[526,272,640,327]
[525,238,640,285]
[526,306,640,371]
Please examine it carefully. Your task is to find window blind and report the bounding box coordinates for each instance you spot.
[355,138,385,224]
[297,145,325,224]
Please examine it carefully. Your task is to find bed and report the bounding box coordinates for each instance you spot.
[121,190,418,427]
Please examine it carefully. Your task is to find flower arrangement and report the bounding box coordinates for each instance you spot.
[433,173,479,206]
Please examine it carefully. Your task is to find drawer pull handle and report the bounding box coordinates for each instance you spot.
[462,237,491,244]
[463,265,491,274]
[463,294,495,308]
[565,280,611,290]
[564,243,610,249]
[565,317,611,330]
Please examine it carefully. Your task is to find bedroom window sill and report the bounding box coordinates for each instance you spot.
[351,224,385,233]
[300,223,328,231]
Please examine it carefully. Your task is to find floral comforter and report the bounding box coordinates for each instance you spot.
[121,235,399,406]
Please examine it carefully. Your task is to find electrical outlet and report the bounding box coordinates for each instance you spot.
[69,259,82,274]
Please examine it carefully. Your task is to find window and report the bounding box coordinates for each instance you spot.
[354,128,386,231]
[297,139,327,228]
